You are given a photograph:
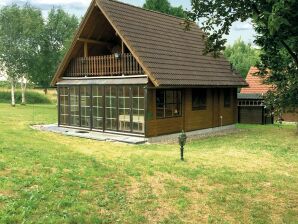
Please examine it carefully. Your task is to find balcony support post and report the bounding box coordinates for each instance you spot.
[84,42,88,58]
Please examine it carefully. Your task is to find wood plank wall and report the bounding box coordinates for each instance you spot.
[146,88,237,137]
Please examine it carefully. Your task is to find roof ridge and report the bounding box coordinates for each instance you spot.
[99,0,187,21]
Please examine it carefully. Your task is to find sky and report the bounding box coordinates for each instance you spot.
[0,0,256,45]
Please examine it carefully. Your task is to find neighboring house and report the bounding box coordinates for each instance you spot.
[238,67,297,124]
[51,0,246,138]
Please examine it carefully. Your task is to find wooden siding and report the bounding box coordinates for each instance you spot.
[64,53,144,77]
[146,89,183,137]
[146,88,237,137]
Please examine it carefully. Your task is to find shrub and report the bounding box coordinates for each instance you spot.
[0,90,52,104]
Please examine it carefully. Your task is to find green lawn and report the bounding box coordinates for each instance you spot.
[0,103,297,224]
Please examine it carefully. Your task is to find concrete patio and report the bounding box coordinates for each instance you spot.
[32,124,148,144]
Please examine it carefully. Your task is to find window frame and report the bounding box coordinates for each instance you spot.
[224,89,231,108]
[156,89,182,119]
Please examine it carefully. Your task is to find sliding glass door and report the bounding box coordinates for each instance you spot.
[118,86,131,132]
[59,87,69,125]
[80,86,91,128]
[92,86,104,130]
[132,87,145,133]
[105,86,117,131]
[69,86,80,126]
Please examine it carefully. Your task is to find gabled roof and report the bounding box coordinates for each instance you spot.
[51,0,247,87]
[240,67,272,94]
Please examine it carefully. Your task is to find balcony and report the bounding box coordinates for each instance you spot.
[64,53,144,77]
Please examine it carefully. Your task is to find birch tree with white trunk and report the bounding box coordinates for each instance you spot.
[20,75,27,105]
[0,4,43,106]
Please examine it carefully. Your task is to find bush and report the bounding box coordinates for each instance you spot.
[0,90,52,104]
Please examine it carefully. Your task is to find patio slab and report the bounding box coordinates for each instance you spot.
[32,124,148,144]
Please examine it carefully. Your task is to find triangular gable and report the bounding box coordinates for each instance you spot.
[51,0,155,86]
[52,0,247,87]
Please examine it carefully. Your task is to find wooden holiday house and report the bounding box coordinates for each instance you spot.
[51,0,247,138]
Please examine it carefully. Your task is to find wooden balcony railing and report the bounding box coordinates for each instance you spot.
[64,53,144,77]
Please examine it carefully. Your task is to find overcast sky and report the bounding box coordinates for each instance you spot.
[0,0,256,45]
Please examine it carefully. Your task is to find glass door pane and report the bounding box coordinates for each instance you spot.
[59,87,69,125]
[92,86,104,130]
[80,86,91,128]
[132,86,145,133]
[118,86,131,132]
[69,86,79,126]
[105,86,117,131]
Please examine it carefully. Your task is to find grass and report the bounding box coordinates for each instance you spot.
[0,103,297,223]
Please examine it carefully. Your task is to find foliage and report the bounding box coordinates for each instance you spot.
[188,0,298,111]
[224,38,260,79]
[0,90,52,104]
[0,5,78,94]
[0,104,298,223]
[0,4,43,82]
[143,0,185,18]
[29,9,79,91]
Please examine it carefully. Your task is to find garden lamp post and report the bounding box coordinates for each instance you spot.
[178,130,187,161]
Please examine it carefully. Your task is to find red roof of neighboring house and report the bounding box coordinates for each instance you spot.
[240,67,272,94]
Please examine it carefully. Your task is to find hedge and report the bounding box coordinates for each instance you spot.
[0,90,52,104]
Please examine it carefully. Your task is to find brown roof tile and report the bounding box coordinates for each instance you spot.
[97,0,246,87]
[51,0,247,87]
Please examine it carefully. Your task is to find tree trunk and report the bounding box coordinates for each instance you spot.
[20,76,26,105]
[11,80,15,107]
[44,88,48,95]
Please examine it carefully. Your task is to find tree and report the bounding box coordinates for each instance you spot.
[188,0,298,115]
[143,0,185,18]
[224,38,259,79]
[0,4,43,105]
[29,8,79,94]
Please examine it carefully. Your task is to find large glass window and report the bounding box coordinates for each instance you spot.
[224,89,231,107]
[192,89,207,110]
[156,90,182,119]
[92,86,104,129]
[69,86,80,126]
[80,86,91,127]
[132,86,145,133]
[105,86,117,130]
[118,86,131,132]
[59,85,146,134]
[59,87,69,125]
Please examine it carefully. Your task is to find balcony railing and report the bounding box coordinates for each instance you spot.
[64,53,144,77]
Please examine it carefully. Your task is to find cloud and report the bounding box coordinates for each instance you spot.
[1,0,90,15]
[233,21,254,31]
